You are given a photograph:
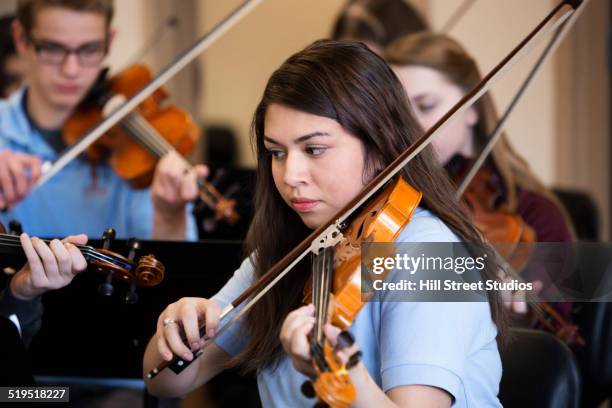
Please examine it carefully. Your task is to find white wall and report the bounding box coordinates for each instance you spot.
[196,0,347,165]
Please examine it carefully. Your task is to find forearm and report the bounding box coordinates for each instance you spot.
[143,332,200,397]
[152,208,187,240]
[143,333,229,397]
[349,363,397,408]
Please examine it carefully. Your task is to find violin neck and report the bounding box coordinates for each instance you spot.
[0,233,95,262]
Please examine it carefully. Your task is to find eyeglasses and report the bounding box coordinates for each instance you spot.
[27,37,108,67]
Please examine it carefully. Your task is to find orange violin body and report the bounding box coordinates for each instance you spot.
[63,64,200,189]
[460,164,536,271]
[305,177,422,408]
[458,161,584,349]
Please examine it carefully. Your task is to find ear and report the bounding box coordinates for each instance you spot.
[108,28,116,48]
[11,20,27,56]
[465,105,478,127]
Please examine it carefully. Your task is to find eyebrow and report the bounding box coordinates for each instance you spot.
[411,93,432,101]
[263,131,331,145]
[34,38,107,48]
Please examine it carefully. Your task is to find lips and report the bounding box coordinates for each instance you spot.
[54,84,81,94]
[291,198,320,212]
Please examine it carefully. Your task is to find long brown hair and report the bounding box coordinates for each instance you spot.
[385,32,568,214]
[235,39,506,373]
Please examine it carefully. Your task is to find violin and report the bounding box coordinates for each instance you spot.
[0,224,165,304]
[455,158,585,349]
[453,158,535,270]
[301,178,422,408]
[62,64,239,225]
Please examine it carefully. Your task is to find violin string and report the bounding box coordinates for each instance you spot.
[312,252,321,345]
[318,248,333,347]
[121,114,169,159]
[455,15,568,199]
[124,111,226,209]
[319,250,328,345]
[129,114,191,168]
[0,234,132,266]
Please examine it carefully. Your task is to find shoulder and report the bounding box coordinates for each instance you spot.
[396,207,461,243]
[210,255,256,307]
[0,89,33,148]
[516,189,573,242]
[375,301,500,403]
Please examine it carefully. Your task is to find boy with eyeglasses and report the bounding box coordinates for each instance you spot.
[0,0,205,240]
[0,1,206,390]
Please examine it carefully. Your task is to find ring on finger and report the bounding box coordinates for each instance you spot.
[163,318,177,327]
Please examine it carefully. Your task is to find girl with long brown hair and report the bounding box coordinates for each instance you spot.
[385,33,574,317]
[144,39,505,407]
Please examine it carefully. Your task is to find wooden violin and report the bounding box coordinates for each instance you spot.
[455,159,584,349]
[301,178,422,408]
[62,65,239,225]
[453,159,535,271]
[0,224,165,304]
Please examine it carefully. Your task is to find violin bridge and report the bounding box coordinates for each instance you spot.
[310,223,344,254]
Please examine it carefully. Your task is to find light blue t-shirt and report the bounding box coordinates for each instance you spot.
[0,89,197,239]
[211,208,502,408]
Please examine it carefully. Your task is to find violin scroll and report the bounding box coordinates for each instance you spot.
[310,342,356,408]
[90,229,165,303]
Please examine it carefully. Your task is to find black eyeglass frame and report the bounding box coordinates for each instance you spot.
[26,35,109,67]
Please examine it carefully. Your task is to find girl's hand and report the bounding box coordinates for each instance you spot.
[280,304,317,377]
[155,297,221,362]
[280,304,362,377]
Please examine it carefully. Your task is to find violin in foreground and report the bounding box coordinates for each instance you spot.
[0,224,165,304]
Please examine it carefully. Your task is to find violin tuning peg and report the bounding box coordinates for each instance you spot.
[102,228,116,249]
[126,238,141,261]
[301,381,315,399]
[209,169,226,187]
[346,350,363,370]
[126,238,141,250]
[98,282,114,297]
[102,228,116,240]
[125,284,139,304]
[98,272,115,296]
[336,330,355,350]
[223,183,240,198]
[8,220,23,235]
[201,217,218,233]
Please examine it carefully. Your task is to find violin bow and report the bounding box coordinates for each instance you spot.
[440,0,479,34]
[439,0,589,347]
[34,0,264,190]
[455,0,590,199]
[147,0,585,379]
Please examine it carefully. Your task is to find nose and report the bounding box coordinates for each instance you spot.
[60,52,81,77]
[282,150,309,188]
